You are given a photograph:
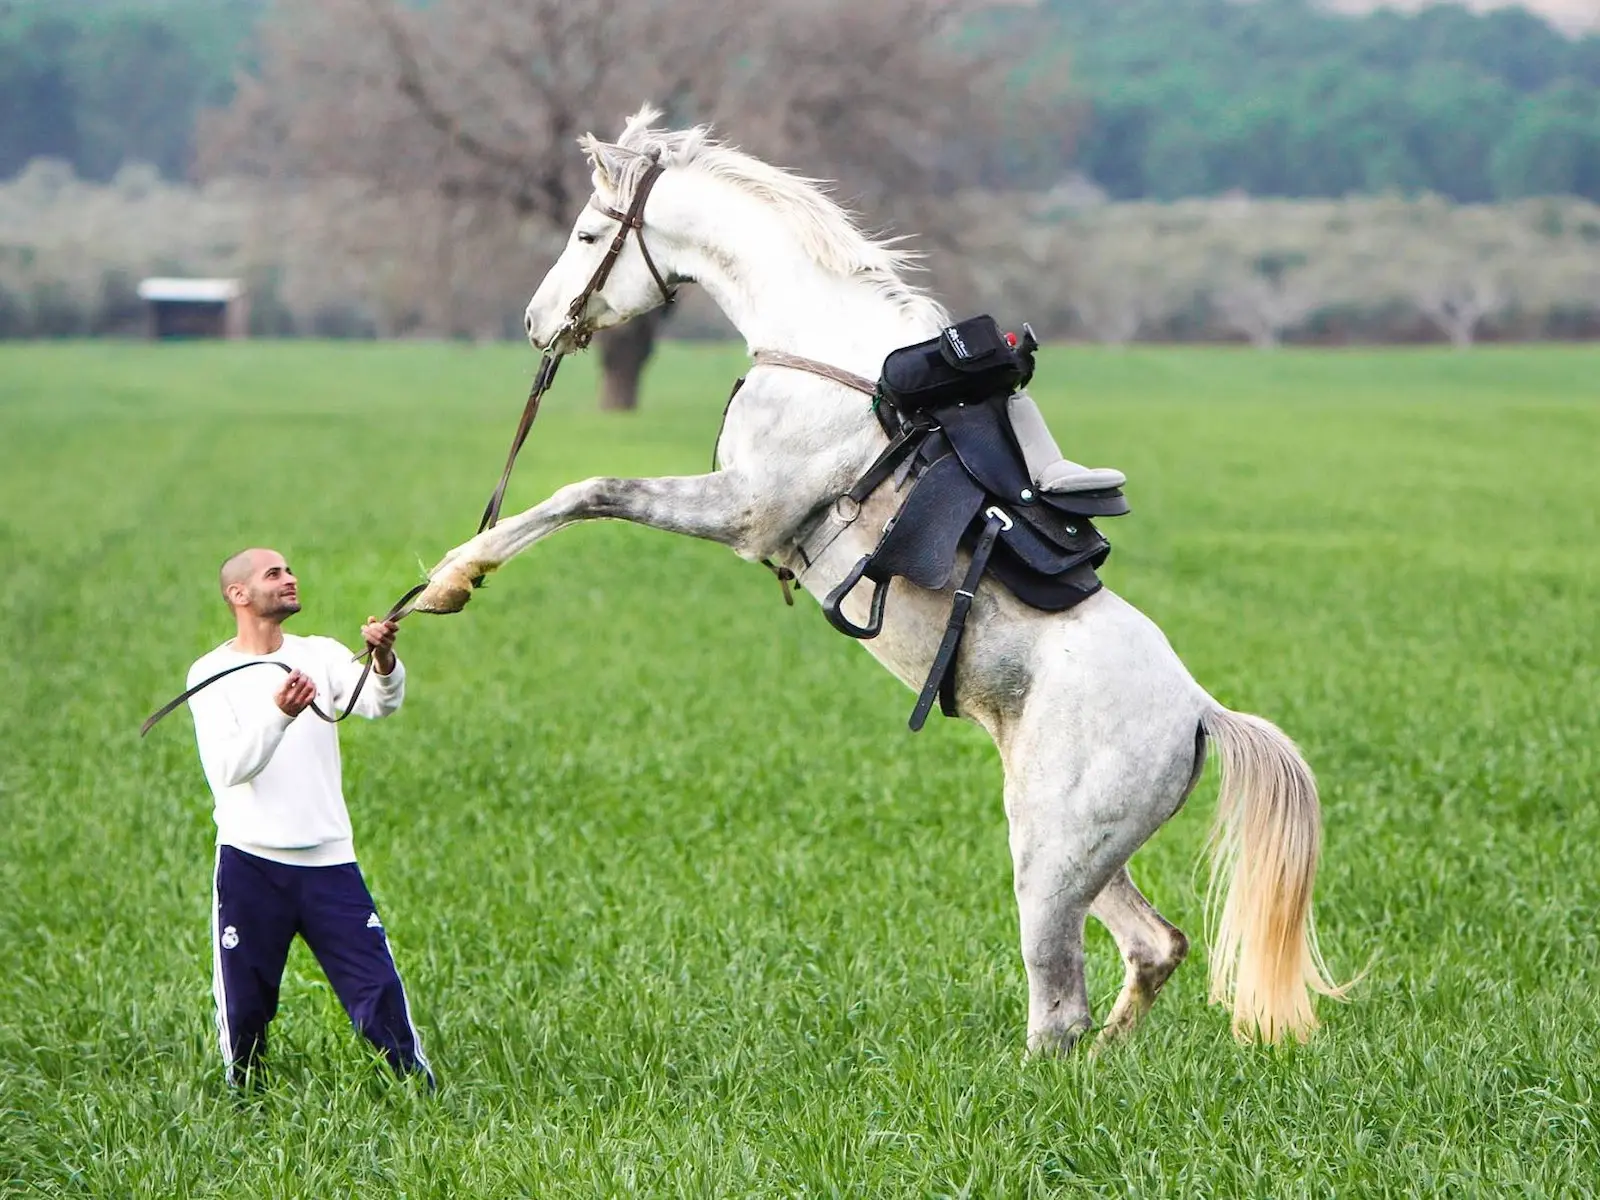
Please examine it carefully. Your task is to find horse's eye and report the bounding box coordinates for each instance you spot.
[577,231,597,245]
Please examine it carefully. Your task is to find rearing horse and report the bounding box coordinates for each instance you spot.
[415,106,1350,1051]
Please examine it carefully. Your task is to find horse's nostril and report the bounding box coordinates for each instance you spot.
[524,314,534,335]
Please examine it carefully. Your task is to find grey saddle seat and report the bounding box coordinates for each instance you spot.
[1008,390,1126,493]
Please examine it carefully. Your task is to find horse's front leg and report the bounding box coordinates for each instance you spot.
[413,472,760,613]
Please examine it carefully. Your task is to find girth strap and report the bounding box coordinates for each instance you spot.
[736,352,913,606]
[908,508,1008,732]
[846,421,925,506]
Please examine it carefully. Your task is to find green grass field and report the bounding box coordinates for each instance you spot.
[2,341,1597,1197]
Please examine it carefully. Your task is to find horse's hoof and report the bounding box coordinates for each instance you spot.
[1025,1018,1092,1059]
[1088,1024,1132,1058]
[412,570,477,614]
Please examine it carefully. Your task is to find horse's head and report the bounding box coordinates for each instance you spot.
[524,105,685,353]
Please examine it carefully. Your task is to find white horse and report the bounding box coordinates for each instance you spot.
[416,106,1350,1051]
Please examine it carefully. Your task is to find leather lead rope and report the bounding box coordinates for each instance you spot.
[481,163,674,533]
[138,582,428,738]
[479,351,561,534]
[475,164,673,549]
[140,341,557,738]
[142,163,678,738]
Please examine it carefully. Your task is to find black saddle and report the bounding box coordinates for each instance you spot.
[819,316,1128,730]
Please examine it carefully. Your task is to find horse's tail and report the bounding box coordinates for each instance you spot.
[1200,705,1351,1043]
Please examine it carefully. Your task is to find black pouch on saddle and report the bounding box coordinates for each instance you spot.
[879,314,1022,412]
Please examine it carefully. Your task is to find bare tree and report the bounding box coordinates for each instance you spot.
[1211,273,1324,349]
[1070,289,1145,345]
[200,0,1059,406]
[1066,255,1162,346]
[596,308,665,411]
[1409,274,1504,349]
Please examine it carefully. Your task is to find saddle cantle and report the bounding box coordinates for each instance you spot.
[816,315,1128,730]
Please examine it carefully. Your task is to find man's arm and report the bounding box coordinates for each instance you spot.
[188,667,313,787]
[326,619,406,720]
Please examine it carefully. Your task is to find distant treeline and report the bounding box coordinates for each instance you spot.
[1,0,1598,202]
[3,164,1597,346]
[1013,0,1600,202]
[0,0,261,181]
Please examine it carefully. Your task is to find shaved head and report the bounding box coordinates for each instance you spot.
[217,547,301,621]
[219,548,264,599]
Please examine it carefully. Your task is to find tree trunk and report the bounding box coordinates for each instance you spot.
[596,309,663,411]
[1445,310,1480,348]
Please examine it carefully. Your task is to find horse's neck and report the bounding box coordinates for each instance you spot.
[671,176,944,525]
[671,190,938,380]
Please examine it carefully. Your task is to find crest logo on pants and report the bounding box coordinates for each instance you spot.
[221,925,240,949]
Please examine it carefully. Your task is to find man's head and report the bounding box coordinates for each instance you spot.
[219,548,301,622]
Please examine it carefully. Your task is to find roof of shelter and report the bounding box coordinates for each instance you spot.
[136,278,243,303]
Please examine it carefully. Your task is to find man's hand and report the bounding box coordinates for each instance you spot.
[362,616,399,675]
[275,670,317,718]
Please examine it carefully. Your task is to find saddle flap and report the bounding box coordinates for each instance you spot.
[866,453,985,591]
[933,396,1034,505]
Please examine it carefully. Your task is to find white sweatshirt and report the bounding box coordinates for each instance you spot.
[187,633,405,866]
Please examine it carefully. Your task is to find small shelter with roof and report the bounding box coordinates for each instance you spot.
[136,277,248,339]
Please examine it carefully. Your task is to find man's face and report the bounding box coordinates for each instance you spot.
[232,551,301,620]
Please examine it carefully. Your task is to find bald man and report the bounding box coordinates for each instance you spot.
[186,548,432,1089]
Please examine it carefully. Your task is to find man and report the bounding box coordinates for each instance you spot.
[187,547,432,1089]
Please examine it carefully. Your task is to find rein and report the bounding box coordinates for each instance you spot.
[142,166,676,737]
[135,588,423,739]
[477,162,675,534]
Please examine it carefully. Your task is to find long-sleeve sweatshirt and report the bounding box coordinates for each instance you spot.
[186,633,405,866]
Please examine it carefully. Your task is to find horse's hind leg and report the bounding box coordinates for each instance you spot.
[1011,867,1095,1056]
[998,665,1206,1056]
[1004,774,1124,1056]
[1090,868,1188,1050]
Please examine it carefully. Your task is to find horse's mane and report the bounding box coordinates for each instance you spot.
[582,105,948,326]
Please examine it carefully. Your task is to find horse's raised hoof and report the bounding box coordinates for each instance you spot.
[411,578,472,614]
[412,561,489,615]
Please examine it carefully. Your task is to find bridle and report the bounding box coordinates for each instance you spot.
[477,160,675,534]
[561,161,678,351]
[141,164,677,737]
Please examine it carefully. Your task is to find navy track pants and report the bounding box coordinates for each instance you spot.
[211,845,432,1087]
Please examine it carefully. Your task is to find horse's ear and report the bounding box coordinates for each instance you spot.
[578,134,627,190]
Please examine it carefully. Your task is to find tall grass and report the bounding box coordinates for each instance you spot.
[1,342,1596,1196]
